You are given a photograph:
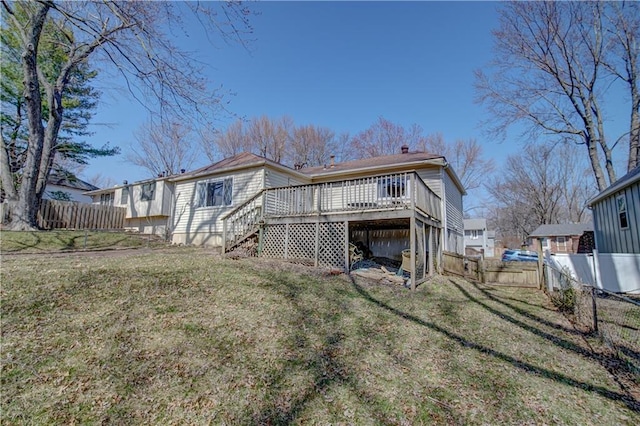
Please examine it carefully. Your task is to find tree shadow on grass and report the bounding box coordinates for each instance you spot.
[1,231,43,252]
[248,269,459,424]
[453,279,640,395]
[350,276,640,413]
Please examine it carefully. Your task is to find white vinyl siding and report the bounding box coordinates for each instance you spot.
[265,168,309,188]
[443,169,464,254]
[171,168,264,244]
[107,180,172,219]
[416,168,443,198]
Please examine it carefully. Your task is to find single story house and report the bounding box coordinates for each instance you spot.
[463,218,495,258]
[44,171,99,203]
[528,223,594,254]
[86,147,466,286]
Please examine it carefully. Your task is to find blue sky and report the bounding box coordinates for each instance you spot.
[84,0,629,208]
[87,1,502,187]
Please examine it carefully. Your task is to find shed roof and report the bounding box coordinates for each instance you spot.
[588,166,640,206]
[529,223,593,237]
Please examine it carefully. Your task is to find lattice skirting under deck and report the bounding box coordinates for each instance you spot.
[261,222,346,270]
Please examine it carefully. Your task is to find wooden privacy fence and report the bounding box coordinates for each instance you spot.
[443,251,540,288]
[37,200,125,230]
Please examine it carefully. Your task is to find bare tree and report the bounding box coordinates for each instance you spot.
[127,118,197,177]
[247,115,293,164]
[0,0,252,229]
[86,172,115,189]
[288,124,336,167]
[476,1,639,191]
[204,119,251,162]
[486,143,595,243]
[349,117,426,158]
[418,133,495,192]
[605,1,640,171]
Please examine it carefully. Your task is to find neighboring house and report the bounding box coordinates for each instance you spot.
[528,223,594,254]
[463,218,495,257]
[588,166,640,254]
[44,171,99,203]
[86,176,175,237]
[546,167,639,294]
[89,148,466,284]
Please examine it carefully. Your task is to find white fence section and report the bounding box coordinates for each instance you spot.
[546,251,640,294]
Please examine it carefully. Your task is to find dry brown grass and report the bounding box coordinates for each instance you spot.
[2,247,639,424]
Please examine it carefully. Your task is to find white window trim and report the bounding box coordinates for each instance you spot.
[196,177,234,209]
[617,194,629,230]
[556,236,567,251]
[141,182,156,201]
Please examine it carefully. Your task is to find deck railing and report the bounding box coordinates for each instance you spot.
[222,173,442,251]
[262,172,441,221]
[222,190,264,251]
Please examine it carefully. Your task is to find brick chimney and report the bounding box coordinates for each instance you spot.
[401,144,409,154]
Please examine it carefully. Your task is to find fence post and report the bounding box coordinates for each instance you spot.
[536,238,544,290]
[591,286,599,333]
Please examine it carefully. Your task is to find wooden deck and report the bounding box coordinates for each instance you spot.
[222,172,443,287]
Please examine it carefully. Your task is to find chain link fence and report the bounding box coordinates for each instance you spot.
[545,263,640,374]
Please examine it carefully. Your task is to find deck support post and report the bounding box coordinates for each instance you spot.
[410,215,416,290]
[314,221,320,267]
[428,225,434,277]
[344,220,350,273]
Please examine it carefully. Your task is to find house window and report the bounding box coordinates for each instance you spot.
[100,192,114,205]
[617,195,629,229]
[196,178,233,208]
[556,236,567,251]
[471,230,480,240]
[378,176,408,199]
[141,182,156,201]
[120,186,130,204]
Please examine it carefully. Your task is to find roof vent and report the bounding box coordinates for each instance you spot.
[401,145,409,154]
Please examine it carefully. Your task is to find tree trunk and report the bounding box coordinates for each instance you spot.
[8,3,50,230]
[629,107,640,172]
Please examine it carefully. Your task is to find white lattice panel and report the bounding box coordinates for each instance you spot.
[261,221,346,270]
[287,223,316,260]
[318,222,346,269]
[262,224,287,258]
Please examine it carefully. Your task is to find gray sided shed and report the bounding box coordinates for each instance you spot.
[588,167,640,254]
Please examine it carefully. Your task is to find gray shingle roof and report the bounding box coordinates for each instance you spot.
[48,171,99,191]
[464,218,487,230]
[528,223,593,237]
[300,152,444,176]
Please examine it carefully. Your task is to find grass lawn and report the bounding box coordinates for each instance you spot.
[2,246,639,424]
[0,230,168,253]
